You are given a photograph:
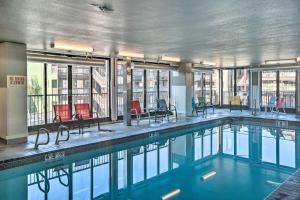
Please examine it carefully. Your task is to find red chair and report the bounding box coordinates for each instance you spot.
[74,103,100,132]
[275,98,286,113]
[53,104,73,123]
[53,104,81,133]
[131,100,150,125]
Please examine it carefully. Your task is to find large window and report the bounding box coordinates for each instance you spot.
[236,69,249,105]
[279,70,296,108]
[261,71,277,107]
[146,70,158,109]
[262,70,296,109]
[159,70,170,104]
[132,69,145,109]
[72,66,91,110]
[193,71,219,104]
[212,69,220,105]
[117,63,124,116]
[132,68,170,110]
[222,69,234,105]
[92,63,109,117]
[27,59,110,126]
[193,72,203,99]
[203,74,211,103]
[222,68,249,106]
[27,62,45,126]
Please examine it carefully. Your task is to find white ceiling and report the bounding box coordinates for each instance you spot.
[1,0,300,67]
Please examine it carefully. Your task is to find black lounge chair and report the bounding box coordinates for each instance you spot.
[155,99,177,122]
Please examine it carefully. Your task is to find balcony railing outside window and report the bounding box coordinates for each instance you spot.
[27,61,110,126]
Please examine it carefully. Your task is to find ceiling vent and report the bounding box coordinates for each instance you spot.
[90,2,114,13]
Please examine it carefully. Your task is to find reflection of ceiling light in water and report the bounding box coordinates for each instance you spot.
[201,171,217,180]
[161,189,181,200]
[266,180,281,187]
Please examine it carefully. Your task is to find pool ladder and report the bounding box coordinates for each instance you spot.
[34,125,70,149]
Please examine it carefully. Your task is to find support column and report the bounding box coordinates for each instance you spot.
[110,57,118,121]
[171,62,193,116]
[296,130,300,168]
[123,60,132,126]
[110,152,118,199]
[0,42,27,144]
[249,71,261,112]
[296,70,300,114]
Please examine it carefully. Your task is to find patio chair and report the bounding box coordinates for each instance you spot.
[155,99,177,122]
[198,96,215,114]
[275,97,286,113]
[53,104,81,133]
[74,103,100,132]
[192,97,205,116]
[229,96,242,112]
[131,100,151,125]
[267,96,276,112]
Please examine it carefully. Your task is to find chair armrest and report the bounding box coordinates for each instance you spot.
[131,109,138,116]
[145,108,155,113]
[92,111,99,119]
[169,105,176,110]
[73,113,81,120]
[53,115,62,123]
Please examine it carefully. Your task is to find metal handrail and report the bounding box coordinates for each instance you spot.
[57,168,69,187]
[55,125,70,145]
[36,172,50,194]
[34,128,50,149]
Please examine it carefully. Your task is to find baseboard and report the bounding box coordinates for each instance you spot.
[0,136,27,144]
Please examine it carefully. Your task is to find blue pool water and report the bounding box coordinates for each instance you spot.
[0,123,299,200]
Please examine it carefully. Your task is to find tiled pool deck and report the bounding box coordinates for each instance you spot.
[266,169,300,200]
[1,109,300,169]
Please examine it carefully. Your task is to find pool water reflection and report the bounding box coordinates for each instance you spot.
[0,123,299,200]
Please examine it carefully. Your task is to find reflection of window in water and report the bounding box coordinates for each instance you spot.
[223,128,234,155]
[236,125,249,158]
[279,130,295,167]
[262,128,276,164]
[132,146,145,184]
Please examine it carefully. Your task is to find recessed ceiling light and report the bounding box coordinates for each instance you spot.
[160,55,181,62]
[200,61,216,66]
[51,39,93,53]
[117,50,144,59]
[265,58,296,65]
[297,57,300,62]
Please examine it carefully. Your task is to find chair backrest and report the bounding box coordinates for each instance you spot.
[157,99,168,111]
[53,104,72,122]
[230,96,241,105]
[276,98,285,108]
[131,100,142,114]
[268,96,276,107]
[74,103,91,119]
[192,97,196,108]
[198,96,206,106]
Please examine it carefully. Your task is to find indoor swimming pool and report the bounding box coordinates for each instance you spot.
[0,122,299,200]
